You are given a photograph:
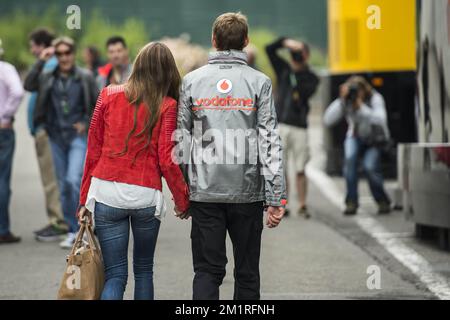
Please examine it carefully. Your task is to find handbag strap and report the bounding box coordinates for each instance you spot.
[69,223,86,256]
[81,210,103,256]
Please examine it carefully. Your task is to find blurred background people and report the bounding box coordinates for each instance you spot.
[324,76,391,216]
[0,39,25,244]
[26,28,68,242]
[243,43,258,69]
[97,36,131,88]
[266,37,319,218]
[24,36,99,248]
[82,45,103,78]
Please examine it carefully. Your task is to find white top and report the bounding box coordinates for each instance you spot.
[85,177,167,221]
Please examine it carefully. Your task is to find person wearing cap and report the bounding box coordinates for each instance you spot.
[25,28,68,242]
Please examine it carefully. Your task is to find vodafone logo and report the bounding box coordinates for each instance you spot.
[216,79,232,94]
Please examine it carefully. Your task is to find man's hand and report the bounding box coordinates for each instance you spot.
[175,206,190,220]
[0,122,13,129]
[283,39,303,52]
[39,46,55,61]
[266,206,285,228]
[73,122,87,135]
[339,84,349,99]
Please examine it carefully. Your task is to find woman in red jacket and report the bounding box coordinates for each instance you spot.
[77,42,190,300]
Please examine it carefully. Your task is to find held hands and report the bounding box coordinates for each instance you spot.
[175,206,190,220]
[266,206,285,228]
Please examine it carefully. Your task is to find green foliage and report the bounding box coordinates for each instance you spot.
[0,7,324,77]
[0,7,149,71]
[248,28,278,81]
[78,10,149,60]
[0,6,64,70]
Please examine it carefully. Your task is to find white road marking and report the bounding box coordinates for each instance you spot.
[306,164,450,300]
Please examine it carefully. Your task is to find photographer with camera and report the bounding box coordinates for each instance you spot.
[266,37,319,218]
[324,76,391,215]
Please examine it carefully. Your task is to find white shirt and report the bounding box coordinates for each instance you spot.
[85,177,167,222]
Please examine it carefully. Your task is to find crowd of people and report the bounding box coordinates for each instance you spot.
[0,11,392,300]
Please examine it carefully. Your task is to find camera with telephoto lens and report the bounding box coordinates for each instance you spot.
[291,49,304,63]
[346,83,359,105]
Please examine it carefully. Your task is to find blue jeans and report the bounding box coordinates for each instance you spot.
[0,129,15,236]
[49,135,87,233]
[343,137,390,205]
[94,202,161,300]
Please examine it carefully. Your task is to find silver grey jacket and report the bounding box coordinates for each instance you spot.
[177,50,286,206]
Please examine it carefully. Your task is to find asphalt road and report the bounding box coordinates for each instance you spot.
[0,95,447,300]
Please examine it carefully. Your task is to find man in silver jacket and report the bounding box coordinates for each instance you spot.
[176,12,286,300]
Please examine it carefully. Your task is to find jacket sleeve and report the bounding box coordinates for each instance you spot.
[176,78,193,179]
[88,73,100,119]
[265,37,290,79]
[297,70,320,101]
[159,99,190,213]
[323,98,345,127]
[257,78,287,207]
[23,59,46,92]
[79,88,107,206]
[356,93,388,126]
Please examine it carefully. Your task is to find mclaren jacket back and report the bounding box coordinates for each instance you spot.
[177,50,286,206]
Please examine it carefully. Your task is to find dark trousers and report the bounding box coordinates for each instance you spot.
[0,128,15,236]
[190,201,264,300]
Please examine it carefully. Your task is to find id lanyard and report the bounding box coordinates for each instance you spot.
[57,76,73,115]
[289,72,300,102]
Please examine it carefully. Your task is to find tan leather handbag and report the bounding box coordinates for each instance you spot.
[57,214,104,300]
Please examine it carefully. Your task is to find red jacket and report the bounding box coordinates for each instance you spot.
[79,85,190,212]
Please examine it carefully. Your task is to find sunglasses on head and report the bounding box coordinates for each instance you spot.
[55,50,73,57]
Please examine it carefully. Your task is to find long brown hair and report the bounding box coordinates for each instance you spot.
[115,42,181,164]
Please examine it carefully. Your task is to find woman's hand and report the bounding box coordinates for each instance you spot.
[175,206,191,220]
[77,206,92,225]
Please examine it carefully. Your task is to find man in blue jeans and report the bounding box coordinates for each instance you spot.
[26,28,69,242]
[0,40,25,244]
[24,37,99,248]
[324,76,391,215]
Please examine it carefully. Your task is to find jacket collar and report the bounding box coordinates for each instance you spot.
[53,65,82,80]
[208,50,248,65]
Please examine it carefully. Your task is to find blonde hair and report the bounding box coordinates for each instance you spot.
[52,36,76,52]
